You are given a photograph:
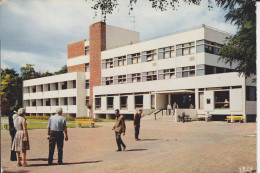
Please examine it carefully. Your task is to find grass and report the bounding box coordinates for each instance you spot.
[1,117,101,130]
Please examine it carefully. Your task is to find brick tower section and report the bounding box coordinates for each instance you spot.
[67,40,86,72]
[89,22,106,116]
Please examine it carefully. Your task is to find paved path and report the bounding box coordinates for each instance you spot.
[1,119,256,173]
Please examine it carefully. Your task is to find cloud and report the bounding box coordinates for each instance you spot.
[1,0,236,72]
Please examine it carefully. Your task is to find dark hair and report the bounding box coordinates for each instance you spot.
[115,109,120,113]
[139,109,143,111]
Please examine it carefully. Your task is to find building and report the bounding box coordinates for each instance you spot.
[23,22,256,121]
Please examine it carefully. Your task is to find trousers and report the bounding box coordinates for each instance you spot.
[135,124,140,139]
[115,132,125,150]
[48,131,64,164]
[10,133,17,161]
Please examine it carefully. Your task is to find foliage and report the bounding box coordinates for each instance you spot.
[26,116,50,120]
[1,68,23,116]
[86,0,256,77]
[20,64,41,80]
[54,65,67,75]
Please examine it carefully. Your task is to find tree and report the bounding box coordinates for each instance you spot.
[20,64,41,80]
[54,65,67,75]
[1,68,23,116]
[41,71,53,77]
[86,0,256,77]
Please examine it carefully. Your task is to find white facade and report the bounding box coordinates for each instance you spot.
[23,24,256,121]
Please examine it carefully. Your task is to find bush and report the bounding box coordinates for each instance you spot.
[65,117,75,121]
[26,116,50,120]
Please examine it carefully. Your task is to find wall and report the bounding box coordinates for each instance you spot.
[67,40,86,59]
[156,94,168,110]
[106,25,140,50]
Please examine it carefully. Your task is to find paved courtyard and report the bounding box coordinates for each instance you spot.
[1,118,257,173]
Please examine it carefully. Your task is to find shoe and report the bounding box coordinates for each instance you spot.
[116,149,122,152]
[22,163,29,167]
[48,163,53,166]
[58,162,63,165]
[17,163,22,167]
[123,145,126,151]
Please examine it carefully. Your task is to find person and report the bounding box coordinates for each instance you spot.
[173,102,178,115]
[190,104,194,109]
[205,111,211,121]
[181,109,185,123]
[11,108,29,167]
[9,110,18,161]
[223,99,229,108]
[112,109,126,151]
[134,109,143,141]
[47,107,68,165]
[167,104,172,115]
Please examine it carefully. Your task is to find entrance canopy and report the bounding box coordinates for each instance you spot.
[152,90,195,95]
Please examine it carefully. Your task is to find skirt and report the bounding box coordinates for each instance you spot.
[12,130,30,152]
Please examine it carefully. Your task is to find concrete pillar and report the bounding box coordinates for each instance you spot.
[168,94,171,104]
[195,88,199,110]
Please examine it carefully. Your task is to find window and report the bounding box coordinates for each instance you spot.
[196,40,223,55]
[102,77,113,85]
[127,53,141,65]
[64,97,68,105]
[95,98,101,109]
[85,46,89,55]
[114,56,127,67]
[246,86,256,101]
[86,96,89,105]
[215,91,230,109]
[85,80,90,89]
[61,82,67,90]
[46,99,50,106]
[151,95,155,109]
[176,66,195,78]
[158,46,175,59]
[107,97,114,109]
[196,64,205,76]
[40,85,43,92]
[216,67,225,74]
[73,97,76,105]
[55,98,59,106]
[135,95,143,108]
[48,84,51,91]
[102,58,113,69]
[127,73,141,83]
[205,65,215,74]
[55,83,58,90]
[114,75,126,84]
[141,50,156,62]
[120,96,128,109]
[32,100,36,106]
[73,80,76,88]
[176,42,195,57]
[32,86,36,93]
[85,63,90,72]
[158,68,175,80]
[142,71,157,81]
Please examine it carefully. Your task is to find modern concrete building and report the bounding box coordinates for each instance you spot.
[23,22,256,121]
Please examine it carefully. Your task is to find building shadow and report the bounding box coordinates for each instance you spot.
[5,171,30,173]
[125,149,148,152]
[139,139,159,141]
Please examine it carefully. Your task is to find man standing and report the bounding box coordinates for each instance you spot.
[181,109,185,123]
[134,109,143,141]
[47,108,68,165]
[173,102,178,115]
[167,104,172,115]
[112,109,126,151]
[8,110,18,161]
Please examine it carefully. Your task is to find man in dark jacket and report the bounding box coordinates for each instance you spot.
[8,110,18,161]
[112,109,126,151]
[134,109,143,141]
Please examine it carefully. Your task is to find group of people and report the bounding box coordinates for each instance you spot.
[8,107,144,166]
[166,102,178,115]
[9,107,68,166]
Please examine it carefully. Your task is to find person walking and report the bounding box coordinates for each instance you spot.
[167,104,172,115]
[112,109,126,151]
[11,108,29,167]
[47,108,68,165]
[9,110,18,161]
[134,109,143,141]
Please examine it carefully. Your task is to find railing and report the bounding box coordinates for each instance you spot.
[154,109,164,120]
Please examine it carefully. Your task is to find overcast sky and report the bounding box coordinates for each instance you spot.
[0,0,237,73]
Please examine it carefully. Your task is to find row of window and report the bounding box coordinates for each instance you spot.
[24,81,76,93]
[101,40,223,69]
[24,97,77,106]
[101,65,235,86]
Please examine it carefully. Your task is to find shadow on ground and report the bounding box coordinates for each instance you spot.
[27,158,53,161]
[139,139,159,141]
[28,160,103,167]
[125,149,148,152]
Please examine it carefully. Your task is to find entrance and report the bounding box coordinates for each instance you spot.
[171,94,195,109]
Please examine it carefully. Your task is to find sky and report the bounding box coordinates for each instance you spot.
[0,0,237,73]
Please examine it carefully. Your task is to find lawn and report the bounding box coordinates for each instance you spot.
[1,117,102,130]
